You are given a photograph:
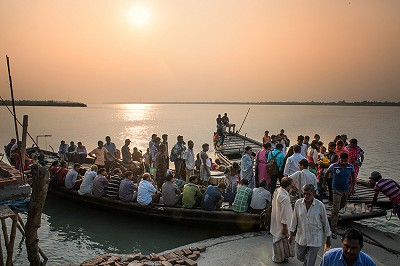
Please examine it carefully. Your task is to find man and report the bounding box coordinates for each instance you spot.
[161,172,182,206]
[121,139,132,164]
[56,161,69,186]
[137,173,161,205]
[65,163,83,190]
[150,137,161,168]
[296,135,308,158]
[88,141,109,168]
[57,140,69,160]
[232,179,253,213]
[183,140,195,183]
[289,184,331,266]
[249,180,272,214]
[67,141,77,162]
[320,228,376,266]
[75,142,87,164]
[323,152,355,238]
[182,175,203,208]
[161,134,169,168]
[119,171,138,202]
[92,168,109,197]
[268,143,285,194]
[106,168,123,199]
[200,143,211,186]
[132,147,143,161]
[171,135,186,179]
[104,136,117,171]
[289,159,317,197]
[222,112,235,133]
[149,133,157,151]
[216,114,225,144]
[317,142,338,202]
[5,138,16,158]
[201,183,226,211]
[284,145,306,177]
[369,171,400,219]
[271,177,293,263]
[78,165,98,195]
[155,144,168,188]
[240,146,254,189]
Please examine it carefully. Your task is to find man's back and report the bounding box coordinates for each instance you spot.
[232,185,252,212]
[250,187,271,210]
[201,186,221,211]
[375,178,400,203]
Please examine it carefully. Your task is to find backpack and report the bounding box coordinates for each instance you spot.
[267,152,281,176]
[170,148,178,162]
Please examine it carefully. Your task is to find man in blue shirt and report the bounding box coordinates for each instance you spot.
[201,183,226,211]
[322,152,355,238]
[320,228,376,266]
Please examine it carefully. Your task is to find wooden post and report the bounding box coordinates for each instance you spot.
[25,165,50,266]
[6,216,17,266]
[21,115,28,183]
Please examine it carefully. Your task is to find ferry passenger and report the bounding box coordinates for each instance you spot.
[65,163,83,190]
[150,137,161,168]
[269,135,277,150]
[249,180,271,214]
[255,143,272,188]
[201,183,226,211]
[142,148,150,172]
[131,147,143,162]
[67,141,77,162]
[334,140,348,157]
[106,168,123,199]
[162,134,169,168]
[182,175,203,208]
[88,141,109,169]
[307,140,319,167]
[346,138,364,182]
[199,143,211,186]
[171,135,186,180]
[119,171,138,202]
[183,140,195,183]
[303,135,310,148]
[262,130,271,145]
[161,173,182,206]
[320,228,376,266]
[75,142,87,164]
[5,138,16,158]
[57,140,69,161]
[279,129,290,148]
[56,161,69,186]
[137,173,161,205]
[216,114,225,144]
[92,168,109,197]
[283,145,305,177]
[313,134,321,142]
[78,165,98,195]
[223,162,240,205]
[104,136,117,172]
[121,139,132,164]
[155,144,168,188]
[221,113,235,133]
[240,146,255,189]
[276,135,287,156]
[13,146,32,171]
[316,142,338,202]
[149,133,157,151]
[268,143,285,194]
[340,134,349,146]
[288,159,317,198]
[232,179,253,213]
[368,171,400,219]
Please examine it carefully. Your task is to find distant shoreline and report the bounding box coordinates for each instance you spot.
[1,100,87,107]
[104,101,400,106]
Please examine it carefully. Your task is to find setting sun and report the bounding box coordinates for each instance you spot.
[127,5,151,27]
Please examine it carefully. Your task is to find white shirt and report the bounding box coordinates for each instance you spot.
[250,187,272,210]
[307,146,318,165]
[284,153,305,176]
[183,148,195,170]
[78,170,97,195]
[290,198,331,247]
[270,187,292,238]
[289,169,317,192]
[89,147,108,166]
[300,144,308,158]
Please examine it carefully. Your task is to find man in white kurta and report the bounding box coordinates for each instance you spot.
[289,159,318,197]
[270,177,293,262]
[289,184,331,266]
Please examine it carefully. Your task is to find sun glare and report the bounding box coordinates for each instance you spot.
[128,5,152,27]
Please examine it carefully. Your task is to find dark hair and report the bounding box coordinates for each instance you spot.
[113,168,122,175]
[276,143,283,150]
[60,161,67,167]
[350,138,358,145]
[245,146,252,152]
[51,161,59,167]
[217,183,227,190]
[280,177,293,189]
[73,163,80,168]
[241,179,249,186]
[232,162,240,169]
[304,135,310,141]
[310,140,318,149]
[98,140,103,146]
[342,228,364,247]
[328,142,336,148]
[297,135,304,141]
[166,173,174,181]
[340,152,349,159]
[336,140,344,146]
[263,142,272,149]
[98,168,106,175]
[125,171,133,178]
[299,159,309,167]
[293,145,301,153]
[189,175,198,183]
[314,134,320,139]
[259,180,267,187]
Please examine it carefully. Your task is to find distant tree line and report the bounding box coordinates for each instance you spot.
[1,100,87,107]
[116,101,400,106]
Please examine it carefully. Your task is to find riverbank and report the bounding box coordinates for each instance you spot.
[1,100,87,107]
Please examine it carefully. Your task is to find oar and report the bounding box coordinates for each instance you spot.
[237,107,250,134]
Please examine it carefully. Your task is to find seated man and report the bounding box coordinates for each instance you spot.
[137,173,161,205]
[249,180,272,214]
[57,140,69,161]
[107,168,123,199]
[65,163,83,190]
[182,175,203,208]
[369,171,400,219]
[78,165,98,195]
[75,142,87,163]
[92,168,109,197]
[232,179,253,213]
[201,183,226,211]
[67,141,77,162]
[56,161,69,186]
[132,147,143,162]
[161,173,182,206]
[119,171,138,202]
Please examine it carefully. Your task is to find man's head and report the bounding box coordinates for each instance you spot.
[142,172,151,180]
[314,134,320,141]
[189,175,199,184]
[328,142,336,152]
[202,143,209,152]
[91,165,98,172]
[259,180,268,189]
[265,130,269,135]
[125,171,134,179]
[368,171,382,187]
[70,141,75,146]
[74,163,81,171]
[297,135,304,145]
[188,140,194,149]
[241,178,249,186]
[302,184,316,202]
[217,183,227,193]
[177,135,184,143]
[97,140,103,148]
[77,141,83,147]
[98,168,107,176]
[166,173,174,182]
[125,139,131,146]
[276,143,283,150]
[151,134,157,140]
[280,177,293,191]
[293,145,301,154]
[349,138,358,148]
[298,159,309,170]
[245,146,253,154]
[162,134,168,141]
[224,113,228,116]
[341,229,364,262]
[105,136,111,143]
[339,152,349,165]
[10,138,16,144]
[60,161,67,168]
[113,167,122,175]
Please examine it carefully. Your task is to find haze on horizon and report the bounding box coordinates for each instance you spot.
[1,1,399,104]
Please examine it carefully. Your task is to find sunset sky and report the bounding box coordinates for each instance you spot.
[0,1,399,103]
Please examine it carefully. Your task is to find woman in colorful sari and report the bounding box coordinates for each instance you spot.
[255,142,272,188]
[346,138,364,181]
[334,140,348,157]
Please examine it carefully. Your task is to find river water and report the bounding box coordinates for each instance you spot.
[1,104,400,264]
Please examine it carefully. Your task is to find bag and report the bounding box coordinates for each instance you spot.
[170,149,178,162]
[273,237,295,262]
[267,152,281,176]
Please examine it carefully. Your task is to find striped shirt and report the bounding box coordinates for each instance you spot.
[374,178,400,204]
[232,185,253,213]
[106,175,123,199]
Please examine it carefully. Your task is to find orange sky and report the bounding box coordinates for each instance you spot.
[0,1,399,103]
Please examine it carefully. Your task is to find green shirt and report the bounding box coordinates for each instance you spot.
[232,185,253,213]
[182,183,202,208]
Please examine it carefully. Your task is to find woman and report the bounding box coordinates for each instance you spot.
[262,130,271,145]
[255,143,272,188]
[346,138,364,181]
[240,146,255,189]
[334,140,348,157]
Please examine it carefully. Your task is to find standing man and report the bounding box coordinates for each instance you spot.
[104,136,117,172]
[323,152,355,239]
[289,184,331,266]
[369,171,400,219]
[155,144,168,188]
[200,143,211,186]
[121,139,132,164]
[289,159,317,197]
[183,140,195,183]
[171,135,186,180]
[88,141,109,169]
[268,143,285,194]
[271,177,293,263]
[320,228,376,266]
[240,146,255,189]
[162,134,169,168]
[284,145,306,177]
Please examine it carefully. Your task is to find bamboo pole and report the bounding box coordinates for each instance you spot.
[6,55,19,146]
[1,219,9,246]
[6,215,17,266]
[20,115,28,183]
[0,228,3,266]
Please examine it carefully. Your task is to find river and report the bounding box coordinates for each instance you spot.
[1,103,400,264]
